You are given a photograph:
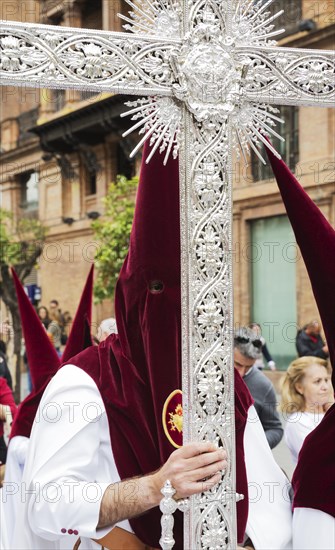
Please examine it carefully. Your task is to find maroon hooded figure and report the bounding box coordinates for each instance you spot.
[68,144,252,548]
[10,266,94,440]
[267,149,335,518]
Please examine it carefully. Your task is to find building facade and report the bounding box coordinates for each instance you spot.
[0,0,334,369]
[233,1,334,367]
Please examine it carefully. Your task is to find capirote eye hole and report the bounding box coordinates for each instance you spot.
[149,280,164,294]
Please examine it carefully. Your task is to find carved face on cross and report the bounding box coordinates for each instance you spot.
[173,43,239,120]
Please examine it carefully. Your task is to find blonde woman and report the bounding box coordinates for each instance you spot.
[280,356,334,465]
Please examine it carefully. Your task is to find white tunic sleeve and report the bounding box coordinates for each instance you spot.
[244,405,293,549]
[2,436,29,547]
[284,415,310,465]
[284,413,323,465]
[11,365,130,549]
[293,508,335,549]
[0,490,10,550]
[6,436,29,470]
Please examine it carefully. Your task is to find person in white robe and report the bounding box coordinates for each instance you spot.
[11,365,226,550]
[1,267,95,548]
[11,145,293,549]
[10,362,292,550]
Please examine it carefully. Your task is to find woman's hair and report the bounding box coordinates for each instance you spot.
[38,306,49,317]
[279,356,329,413]
[49,309,61,323]
[63,311,72,323]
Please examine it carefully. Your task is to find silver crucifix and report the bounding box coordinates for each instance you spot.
[1,1,334,547]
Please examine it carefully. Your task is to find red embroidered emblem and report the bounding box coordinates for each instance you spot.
[162,389,183,448]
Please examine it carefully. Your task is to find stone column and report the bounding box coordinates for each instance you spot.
[63,1,82,105]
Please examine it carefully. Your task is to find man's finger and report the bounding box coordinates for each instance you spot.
[178,472,222,498]
[190,459,226,482]
[182,449,227,472]
[178,441,218,459]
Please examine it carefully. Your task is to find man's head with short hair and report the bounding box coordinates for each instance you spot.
[234,327,262,378]
[49,300,59,309]
[98,318,118,342]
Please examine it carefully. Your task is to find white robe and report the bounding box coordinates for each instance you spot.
[9,365,292,549]
[293,508,335,549]
[0,491,10,550]
[284,414,335,548]
[11,365,131,550]
[244,406,292,549]
[1,435,29,548]
[284,411,324,465]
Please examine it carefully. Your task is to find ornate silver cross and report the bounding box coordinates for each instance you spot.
[1,1,334,548]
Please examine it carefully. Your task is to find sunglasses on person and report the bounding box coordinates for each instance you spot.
[234,335,263,349]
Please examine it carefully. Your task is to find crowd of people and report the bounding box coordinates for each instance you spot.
[2,316,330,463]
[1,315,332,549]
[0,144,334,549]
[37,300,71,355]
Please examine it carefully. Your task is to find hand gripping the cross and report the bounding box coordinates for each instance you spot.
[153,442,226,500]
[97,442,226,530]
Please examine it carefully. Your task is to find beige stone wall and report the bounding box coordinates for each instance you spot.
[302,0,335,29]
[38,230,98,325]
[232,101,335,331]
[103,0,123,31]
[0,0,40,23]
[0,0,40,130]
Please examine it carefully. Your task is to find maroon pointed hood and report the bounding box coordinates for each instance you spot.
[61,265,94,363]
[266,149,335,373]
[68,143,251,546]
[10,269,60,439]
[64,144,183,546]
[11,269,60,390]
[267,148,335,519]
[10,267,94,439]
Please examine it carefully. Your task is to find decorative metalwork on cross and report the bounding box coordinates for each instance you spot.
[1,1,334,548]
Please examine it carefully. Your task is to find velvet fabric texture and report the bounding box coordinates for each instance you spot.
[234,369,254,540]
[267,149,335,518]
[61,264,94,363]
[67,145,252,547]
[10,269,60,440]
[10,267,94,439]
[11,269,60,392]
